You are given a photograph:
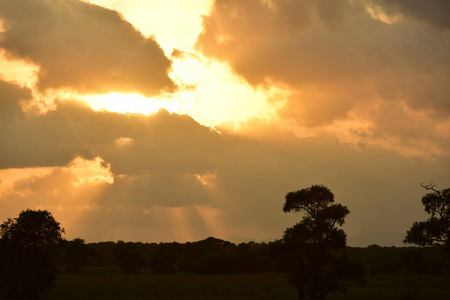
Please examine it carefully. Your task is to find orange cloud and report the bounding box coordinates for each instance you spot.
[0,156,113,239]
[0,92,449,245]
[0,0,175,96]
[196,0,450,160]
[1,0,450,246]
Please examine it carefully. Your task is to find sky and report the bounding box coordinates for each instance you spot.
[0,0,449,247]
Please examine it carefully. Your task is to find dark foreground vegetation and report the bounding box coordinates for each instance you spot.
[0,184,449,299]
[3,236,450,300]
[47,268,450,300]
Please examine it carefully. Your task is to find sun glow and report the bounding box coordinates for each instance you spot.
[0,49,39,87]
[70,1,282,128]
[85,0,213,54]
[0,1,283,130]
[82,92,184,115]
[80,54,283,127]
[68,156,114,187]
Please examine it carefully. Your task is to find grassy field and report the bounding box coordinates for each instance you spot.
[47,267,450,300]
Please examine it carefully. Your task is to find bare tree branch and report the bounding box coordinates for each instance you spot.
[421,183,441,194]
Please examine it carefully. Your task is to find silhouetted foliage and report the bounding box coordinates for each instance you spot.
[346,244,450,276]
[0,209,64,299]
[64,238,90,274]
[149,242,183,273]
[400,247,427,273]
[283,185,364,300]
[233,242,272,274]
[404,184,450,250]
[268,239,290,272]
[115,242,146,274]
[75,237,280,275]
[86,241,117,266]
[347,245,403,275]
[182,237,235,274]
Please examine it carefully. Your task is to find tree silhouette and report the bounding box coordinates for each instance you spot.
[0,209,64,299]
[183,237,234,275]
[65,238,90,274]
[404,184,450,250]
[149,242,183,273]
[115,242,145,274]
[233,242,272,274]
[283,185,363,300]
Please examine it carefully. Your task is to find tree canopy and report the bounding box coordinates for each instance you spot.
[0,209,64,299]
[64,238,90,274]
[283,185,362,300]
[404,184,450,250]
[0,209,64,251]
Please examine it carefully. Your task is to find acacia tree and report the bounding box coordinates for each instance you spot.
[404,184,450,250]
[283,185,363,300]
[0,209,64,299]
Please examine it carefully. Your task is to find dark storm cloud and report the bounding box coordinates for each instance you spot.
[0,99,222,172]
[371,0,450,29]
[0,0,175,95]
[0,80,31,122]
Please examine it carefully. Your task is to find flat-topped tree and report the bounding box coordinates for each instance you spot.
[283,185,363,300]
[404,183,450,250]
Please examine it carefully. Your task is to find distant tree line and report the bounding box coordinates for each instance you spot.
[53,237,450,277]
[53,237,450,276]
[62,237,276,275]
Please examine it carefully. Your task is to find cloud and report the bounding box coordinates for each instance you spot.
[370,0,450,29]
[0,156,219,242]
[0,80,32,123]
[99,172,213,208]
[1,93,449,245]
[196,0,450,159]
[0,0,175,96]
[0,97,228,209]
[0,98,224,170]
[1,1,449,247]
[0,156,113,238]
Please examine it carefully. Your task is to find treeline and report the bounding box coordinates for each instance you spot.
[347,244,450,275]
[57,237,450,276]
[59,237,275,275]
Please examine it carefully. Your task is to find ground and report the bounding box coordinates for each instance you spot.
[47,267,450,300]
